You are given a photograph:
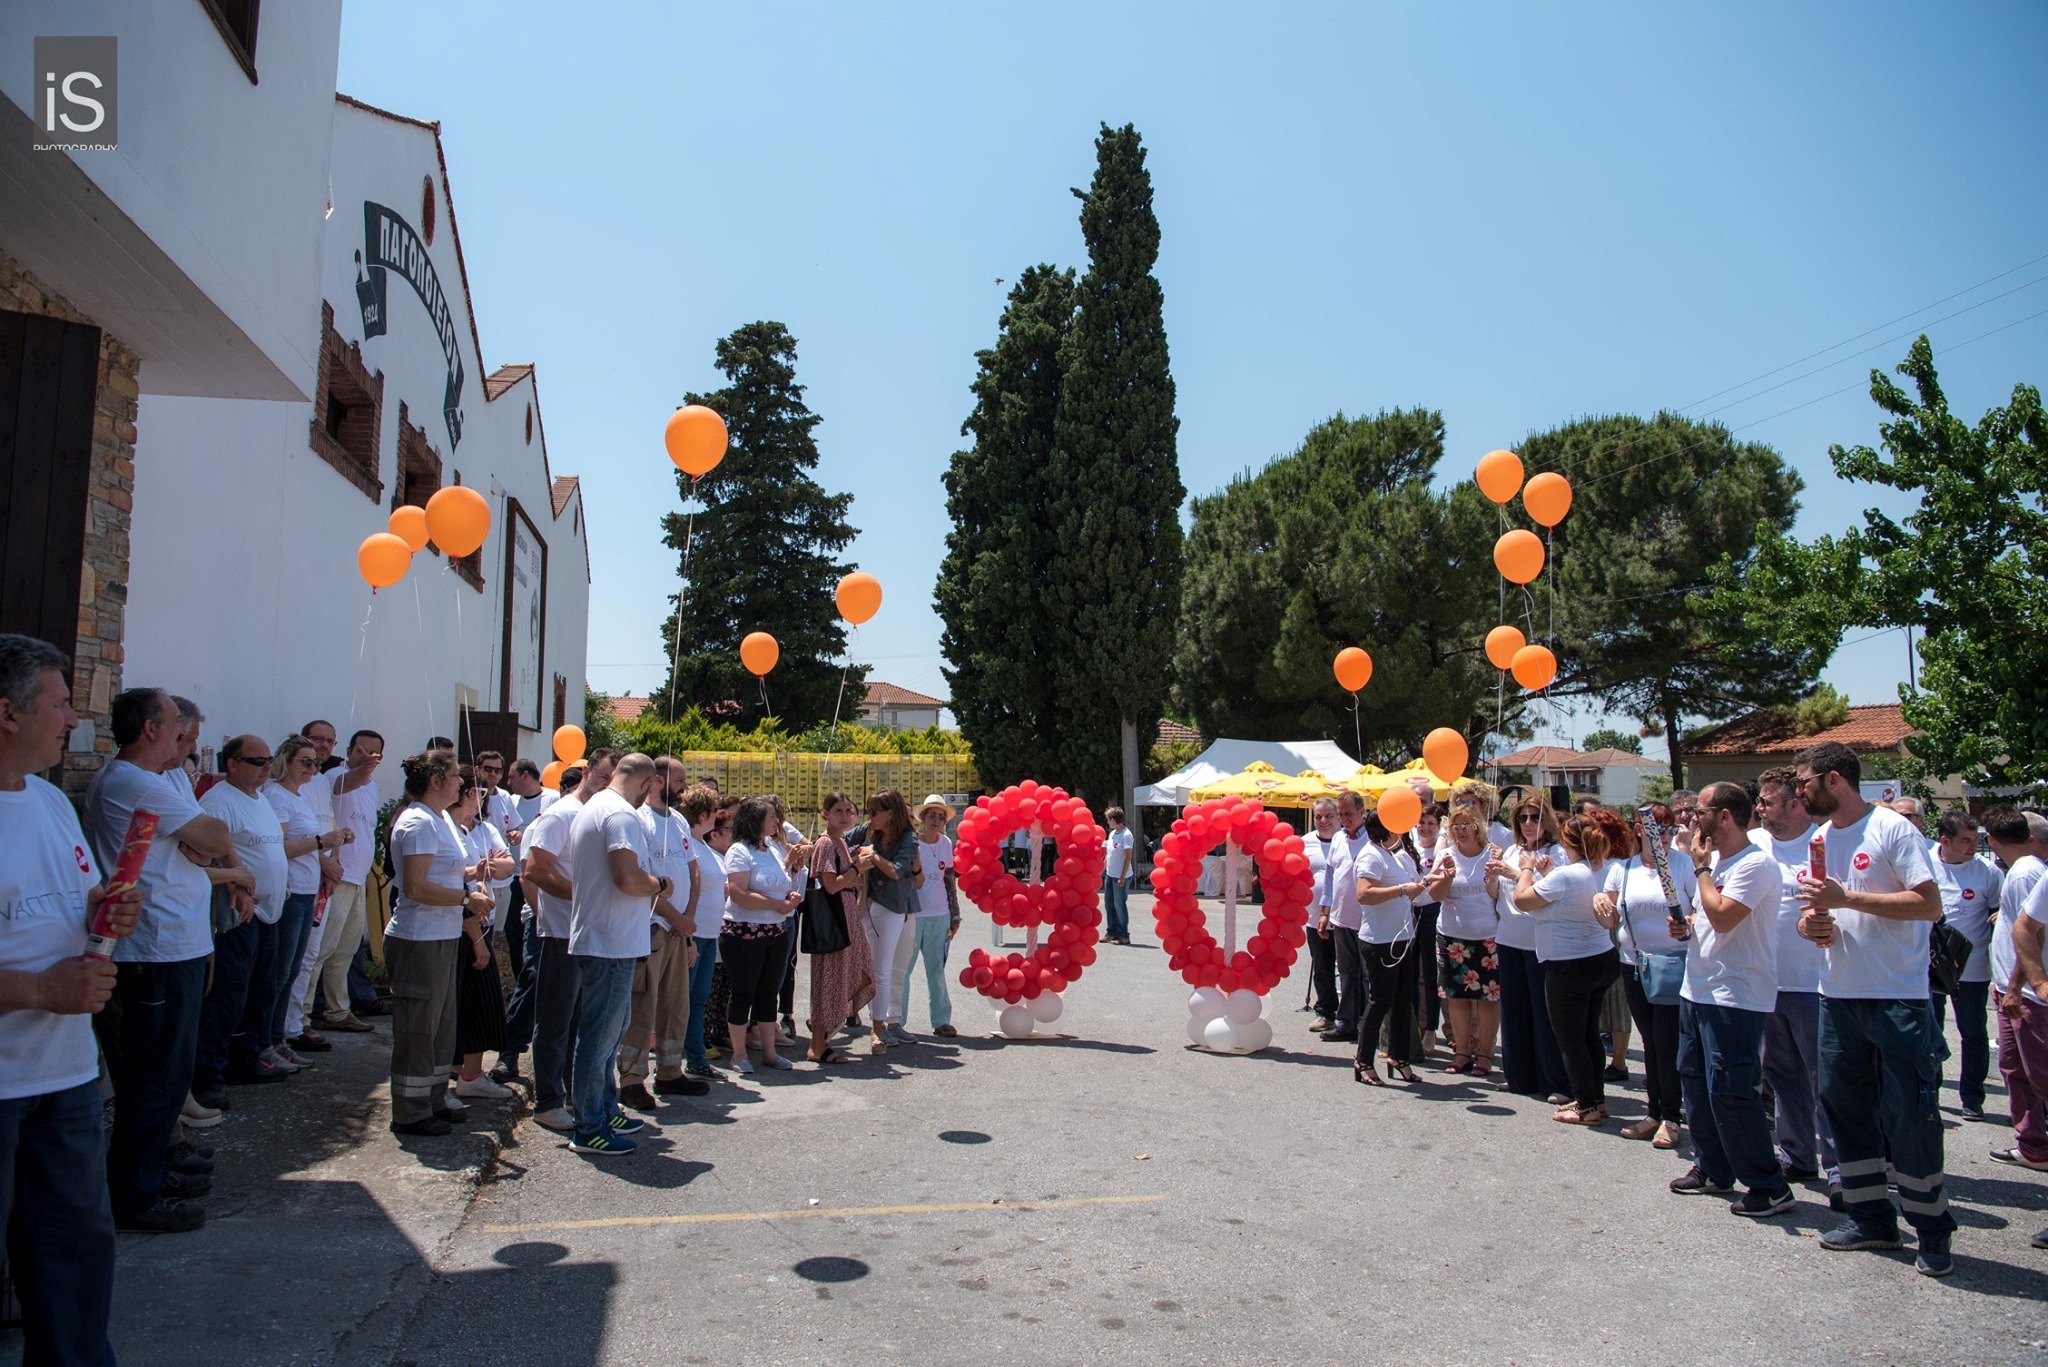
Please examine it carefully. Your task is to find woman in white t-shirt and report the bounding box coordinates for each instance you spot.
[451,769,517,1101]
[721,796,802,1075]
[1425,808,1502,1076]
[1513,813,1622,1126]
[765,798,815,1044]
[1489,798,1570,1099]
[1594,803,1697,1148]
[384,749,493,1136]
[1351,811,1426,1085]
[679,785,730,1079]
[263,735,348,1065]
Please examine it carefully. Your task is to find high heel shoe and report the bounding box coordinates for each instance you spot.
[1354,1060,1385,1086]
[1469,1054,1493,1078]
[1387,1060,1416,1084]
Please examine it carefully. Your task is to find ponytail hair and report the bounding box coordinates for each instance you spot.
[1558,813,1611,868]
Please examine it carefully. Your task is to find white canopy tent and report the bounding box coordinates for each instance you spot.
[1133,737,1362,807]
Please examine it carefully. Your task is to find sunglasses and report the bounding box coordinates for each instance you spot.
[232,754,272,767]
[292,755,317,767]
[1518,813,1544,823]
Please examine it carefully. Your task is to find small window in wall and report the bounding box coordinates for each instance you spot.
[553,675,569,732]
[393,404,441,516]
[421,176,436,246]
[198,0,260,80]
[309,302,383,500]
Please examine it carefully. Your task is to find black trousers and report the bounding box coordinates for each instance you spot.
[1357,937,1420,1067]
[531,936,580,1114]
[1413,904,1441,1031]
[1330,926,1365,1032]
[1306,926,1337,1017]
[1622,969,1684,1123]
[1544,949,1621,1109]
[721,927,790,1025]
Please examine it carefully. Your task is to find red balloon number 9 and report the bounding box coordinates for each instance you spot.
[953,782,1106,1027]
[1148,796,1312,995]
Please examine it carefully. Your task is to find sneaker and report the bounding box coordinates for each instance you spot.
[280,1043,320,1068]
[1914,1232,1954,1278]
[570,1130,636,1157]
[1670,1166,1734,1196]
[684,1061,719,1081]
[453,1074,514,1101]
[533,1107,576,1132]
[1820,1219,1904,1252]
[608,1113,646,1135]
[1781,1162,1820,1182]
[1604,1064,1629,1083]
[780,1015,799,1041]
[160,1170,212,1200]
[431,1106,464,1125]
[1989,1147,2048,1171]
[887,1024,915,1045]
[2031,1227,2048,1250]
[441,1093,467,1114]
[653,1075,710,1097]
[933,1024,959,1038]
[226,1058,291,1085]
[288,1031,333,1053]
[1730,1188,1796,1218]
[762,1055,795,1070]
[619,1083,660,1112]
[165,1141,215,1176]
[1309,1017,1331,1033]
[181,1093,224,1129]
[257,1047,303,1074]
[116,1198,206,1233]
[732,1057,756,1076]
[391,1116,453,1137]
[1960,1104,1986,1122]
[322,1012,374,1033]
[191,1084,230,1111]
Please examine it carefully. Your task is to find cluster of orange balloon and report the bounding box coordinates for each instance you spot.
[355,486,492,591]
[539,724,586,792]
[1475,449,1569,692]
[736,571,885,683]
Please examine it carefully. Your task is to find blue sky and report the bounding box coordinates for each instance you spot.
[337,1,2048,759]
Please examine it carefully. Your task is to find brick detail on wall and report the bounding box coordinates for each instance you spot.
[309,300,384,500]
[0,247,141,796]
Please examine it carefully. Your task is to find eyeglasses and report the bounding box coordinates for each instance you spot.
[292,755,317,768]
[479,765,503,775]
[231,754,272,767]
[1795,773,1823,792]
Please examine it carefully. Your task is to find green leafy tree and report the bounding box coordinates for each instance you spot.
[1519,413,1818,783]
[936,266,1074,790]
[1044,124,1185,809]
[1580,727,1643,755]
[1709,337,2048,787]
[1793,683,1850,734]
[1174,410,1510,763]
[654,323,863,732]
[583,687,628,754]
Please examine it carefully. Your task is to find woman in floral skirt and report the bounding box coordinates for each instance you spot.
[805,792,875,1065]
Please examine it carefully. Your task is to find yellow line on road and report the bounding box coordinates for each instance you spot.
[479,1193,1167,1235]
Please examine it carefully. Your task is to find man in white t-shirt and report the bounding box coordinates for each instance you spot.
[1303,799,1347,1030]
[1102,806,1136,945]
[0,635,142,1355]
[1751,766,1836,1194]
[1793,742,1954,1275]
[280,720,347,1046]
[82,686,234,1233]
[1980,808,2048,1183]
[1319,792,1375,1043]
[300,728,384,1035]
[194,735,293,1097]
[896,795,962,1036]
[519,751,615,1129]
[567,754,687,1155]
[1670,783,1792,1215]
[1927,809,2001,1121]
[617,757,705,1109]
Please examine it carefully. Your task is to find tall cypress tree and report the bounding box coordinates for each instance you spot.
[655,322,862,731]
[1045,124,1185,808]
[936,266,1075,789]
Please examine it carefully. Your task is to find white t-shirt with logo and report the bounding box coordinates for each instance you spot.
[0,777,102,1101]
[1989,856,2045,1002]
[329,769,380,886]
[1105,827,1135,880]
[522,794,583,940]
[1353,842,1419,945]
[1530,861,1613,962]
[1932,853,2001,983]
[200,782,287,923]
[385,804,468,942]
[1307,832,1353,923]
[1817,805,1939,1001]
[915,835,954,918]
[1683,844,1782,1014]
[1604,850,1698,965]
[1433,843,1499,941]
[640,805,695,933]
[81,758,211,963]
[722,841,795,927]
[265,783,323,896]
[1325,827,1373,931]
[568,790,655,960]
[1750,828,1823,995]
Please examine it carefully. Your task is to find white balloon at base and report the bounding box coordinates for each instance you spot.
[1026,991,1064,1025]
[1188,987,1227,1022]
[1236,1016,1273,1051]
[1223,988,1262,1024]
[998,1005,1035,1039]
[1201,1015,1245,1052]
[1186,992,1272,1054]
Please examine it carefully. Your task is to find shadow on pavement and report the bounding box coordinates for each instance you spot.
[390,1241,618,1366]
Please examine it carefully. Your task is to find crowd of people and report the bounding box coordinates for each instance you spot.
[1297,750,2048,1277]
[4,619,2047,1358]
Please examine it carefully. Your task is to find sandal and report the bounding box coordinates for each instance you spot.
[1573,1105,1610,1126]
[1652,1122,1681,1150]
[1552,1102,1583,1124]
[868,1038,888,1055]
[1621,1118,1660,1141]
[1443,1053,1472,1075]
[1469,1054,1493,1079]
[810,1050,854,1066]
[1388,1061,1417,1084]
[1354,1061,1385,1086]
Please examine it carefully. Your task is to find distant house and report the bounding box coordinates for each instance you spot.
[1679,702,1964,799]
[1156,719,1206,750]
[856,682,946,731]
[1482,745,1665,808]
[605,692,653,727]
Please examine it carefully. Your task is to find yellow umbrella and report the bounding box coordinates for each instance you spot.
[1344,758,1451,800]
[1188,760,1329,808]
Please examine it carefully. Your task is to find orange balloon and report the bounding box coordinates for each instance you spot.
[666,405,728,478]
[740,631,780,677]
[1511,643,1559,691]
[552,724,586,765]
[1523,471,1574,527]
[1333,646,1373,693]
[1485,625,1526,670]
[425,485,491,558]
[1494,528,1545,585]
[540,759,566,791]
[388,505,429,552]
[1376,783,1422,835]
[1423,727,1469,784]
[357,533,410,590]
[835,571,883,626]
[1476,449,1524,504]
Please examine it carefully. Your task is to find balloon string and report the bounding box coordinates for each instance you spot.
[413,576,434,741]
[826,623,857,758]
[665,485,699,723]
[1351,691,1362,761]
[347,589,376,730]
[454,565,473,759]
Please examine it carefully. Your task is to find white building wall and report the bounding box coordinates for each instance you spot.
[125,99,588,807]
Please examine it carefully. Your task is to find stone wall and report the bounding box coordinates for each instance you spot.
[0,247,139,795]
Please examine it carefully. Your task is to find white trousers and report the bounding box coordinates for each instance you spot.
[864,905,910,1026]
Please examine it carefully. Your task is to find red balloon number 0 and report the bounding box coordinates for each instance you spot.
[953,781,1106,1003]
[1148,797,1313,994]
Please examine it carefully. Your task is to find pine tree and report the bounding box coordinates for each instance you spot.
[655,322,861,731]
[936,266,1074,789]
[1044,124,1185,810]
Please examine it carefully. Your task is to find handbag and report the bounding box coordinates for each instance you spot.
[1928,917,1972,998]
[1620,863,1687,1007]
[799,882,851,955]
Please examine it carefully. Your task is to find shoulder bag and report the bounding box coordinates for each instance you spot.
[799,844,852,955]
[1928,916,1972,998]
[1620,860,1687,1006]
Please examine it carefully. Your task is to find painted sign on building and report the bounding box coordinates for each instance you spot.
[356,200,464,448]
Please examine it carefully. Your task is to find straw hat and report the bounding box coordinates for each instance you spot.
[915,793,955,822]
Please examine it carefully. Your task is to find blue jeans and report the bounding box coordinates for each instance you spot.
[1819,996,1956,1237]
[267,893,318,1046]
[571,956,637,1139]
[0,1080,118,1365]
[197,914,265,1087]
[1934,979,1992,1111]
[93,956,206,1218]
[1679,998,1788,1195]
[502,909,543,1052]
[1102,875,1130,940]
[684,936,718,1068]
[1763,990,1836,1175]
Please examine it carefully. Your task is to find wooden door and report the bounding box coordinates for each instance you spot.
[0,309,101,658]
